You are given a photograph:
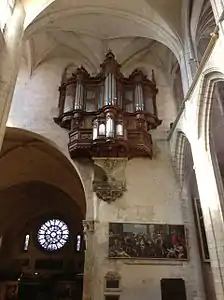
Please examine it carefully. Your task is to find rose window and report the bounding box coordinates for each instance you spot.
[37,219,69,251]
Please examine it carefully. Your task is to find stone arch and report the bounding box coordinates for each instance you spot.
[24,5,183,64]
[173,130,188,187]
[197,70,224,215]
[0,127,87,286]
[1,127,86,216]
[173,129,196,189]
[197,70,224,151]
[194,0,216,63]
[172,129,216,298]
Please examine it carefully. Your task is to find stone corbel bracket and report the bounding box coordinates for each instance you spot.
[92,158,128,203]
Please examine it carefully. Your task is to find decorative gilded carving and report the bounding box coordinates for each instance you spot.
[93,181,126,203]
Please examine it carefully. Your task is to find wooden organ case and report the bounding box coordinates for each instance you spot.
[54,50,162,202]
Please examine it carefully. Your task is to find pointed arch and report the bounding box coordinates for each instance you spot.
[173,130,189,187]
[197,69,224,151]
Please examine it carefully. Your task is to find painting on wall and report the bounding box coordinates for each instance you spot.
[109,223,188,260]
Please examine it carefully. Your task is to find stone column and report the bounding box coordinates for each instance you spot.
[0,0,25,150]
[192,141,224,300]
[82,220,95,300]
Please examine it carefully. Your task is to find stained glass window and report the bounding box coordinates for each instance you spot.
[37,219,69,251]
[76,235,81,252]
[24,234,30,251]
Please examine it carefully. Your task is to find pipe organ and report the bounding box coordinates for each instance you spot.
[54,50,162,159]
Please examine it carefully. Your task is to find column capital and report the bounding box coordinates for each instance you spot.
[82,220,95,233]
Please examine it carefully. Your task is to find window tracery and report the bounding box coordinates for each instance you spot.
[37,219,69,251]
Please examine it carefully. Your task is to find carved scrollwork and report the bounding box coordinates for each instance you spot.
[93,180,126,203]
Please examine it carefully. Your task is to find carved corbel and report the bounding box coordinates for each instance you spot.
[92,158,127,203]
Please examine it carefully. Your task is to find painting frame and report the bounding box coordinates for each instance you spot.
[108,222,189,261]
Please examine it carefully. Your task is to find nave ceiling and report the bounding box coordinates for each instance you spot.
[21,0,184,76]
[0,0,213,82]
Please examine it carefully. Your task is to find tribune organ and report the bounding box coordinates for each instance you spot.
[54,50,162,159]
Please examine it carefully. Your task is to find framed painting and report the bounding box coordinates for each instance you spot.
[109,223,188,260]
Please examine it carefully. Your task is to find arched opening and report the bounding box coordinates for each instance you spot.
[195,0,216,63]
[198,72,224,211]
[175,132,216,300]
[0,128,86,300]
[183,135,215,300]
[209,80,224,211]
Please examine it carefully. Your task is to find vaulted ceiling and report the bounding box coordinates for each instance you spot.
[0,0,214,78]
[20,0,185,76]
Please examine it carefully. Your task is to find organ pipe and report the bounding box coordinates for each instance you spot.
[135,84,144,111]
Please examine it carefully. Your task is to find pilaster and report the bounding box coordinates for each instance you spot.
[82,219,96,300]
[0,0,25,150]
[192,141,224,300]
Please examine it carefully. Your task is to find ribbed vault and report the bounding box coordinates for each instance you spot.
[21,0,184,76]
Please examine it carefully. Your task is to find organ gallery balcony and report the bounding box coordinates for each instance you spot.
[54,50,162,159]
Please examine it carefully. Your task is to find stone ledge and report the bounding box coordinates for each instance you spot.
[107,258,187,266]
[124,260,185,266]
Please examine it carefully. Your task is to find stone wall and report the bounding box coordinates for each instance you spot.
[7,57,205,299]
[91,142,205,300]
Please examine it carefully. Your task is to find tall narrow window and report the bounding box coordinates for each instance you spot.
[24,234,30,251]
[76,235,81,252]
